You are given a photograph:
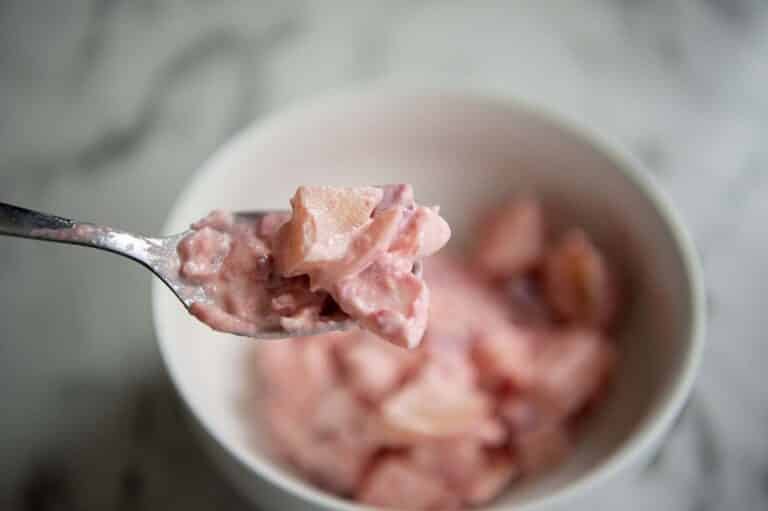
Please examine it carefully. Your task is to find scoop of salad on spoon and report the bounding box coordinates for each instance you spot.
[0,184,450,348]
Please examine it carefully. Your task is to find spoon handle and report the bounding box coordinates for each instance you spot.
[0,201,75,238]
[0,201,158,264]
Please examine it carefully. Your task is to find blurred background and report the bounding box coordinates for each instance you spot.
[1,1,767,510]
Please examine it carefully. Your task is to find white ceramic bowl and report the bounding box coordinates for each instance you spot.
[152,91,705,511]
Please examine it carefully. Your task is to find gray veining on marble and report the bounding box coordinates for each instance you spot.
[2,1,767,510]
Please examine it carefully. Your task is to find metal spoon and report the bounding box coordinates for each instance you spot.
[0,201,421,339]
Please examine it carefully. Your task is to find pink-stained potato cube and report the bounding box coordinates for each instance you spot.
[390,206,452,261]
[357,457,461,510]
[381,362,489,438]
[340,333,421,402]
[544,229,619,327]
[471,325,536,389]
[276,186,383,276]
[334,262,429,348]
[528,328,617,416]
[473,197,545,277]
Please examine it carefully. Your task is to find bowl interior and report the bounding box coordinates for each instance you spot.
[153,93,699,510]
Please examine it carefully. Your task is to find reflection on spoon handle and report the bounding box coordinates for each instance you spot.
[0,201,158,265]
[0,201,75,240]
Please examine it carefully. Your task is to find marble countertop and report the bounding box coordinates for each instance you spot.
[2,1,767,510]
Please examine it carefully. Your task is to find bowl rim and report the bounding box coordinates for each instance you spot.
[152,88,706,511]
